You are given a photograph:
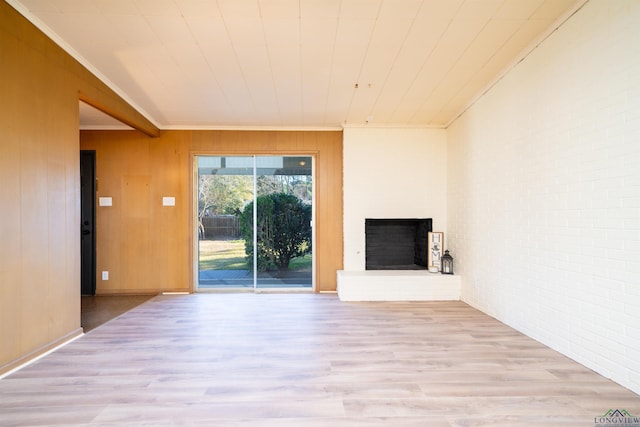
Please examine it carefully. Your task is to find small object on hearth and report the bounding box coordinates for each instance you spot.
[428,266,439,273]
[441,250,454,275]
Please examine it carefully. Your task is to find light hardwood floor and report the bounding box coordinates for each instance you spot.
[1,293,638,426]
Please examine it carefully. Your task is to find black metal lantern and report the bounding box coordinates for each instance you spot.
[441,250,454,275]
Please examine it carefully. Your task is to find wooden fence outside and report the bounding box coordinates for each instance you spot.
[201,215,241,239]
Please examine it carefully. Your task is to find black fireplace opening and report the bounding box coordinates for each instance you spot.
[365,218,432,270]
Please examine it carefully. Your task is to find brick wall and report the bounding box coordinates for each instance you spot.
[447,0,640,394]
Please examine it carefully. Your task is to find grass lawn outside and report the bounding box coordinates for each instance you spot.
[199,239,311,271]
[199,239,246,270]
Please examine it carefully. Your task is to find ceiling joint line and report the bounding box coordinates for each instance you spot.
[257,0,285,126]
[394,0,464,125]
[343,0,384,124]
[368,0,428,124]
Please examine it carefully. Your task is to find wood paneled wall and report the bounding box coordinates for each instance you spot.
[0,1,158,375]
[80,130,343,293]
[1,0,341,376]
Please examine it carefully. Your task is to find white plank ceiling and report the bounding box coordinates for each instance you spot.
[9,0,585,129]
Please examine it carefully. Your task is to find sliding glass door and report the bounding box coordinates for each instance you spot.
[197,155,313,291]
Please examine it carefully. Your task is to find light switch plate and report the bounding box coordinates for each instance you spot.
[99,197,112,206]
[162,197,175,206]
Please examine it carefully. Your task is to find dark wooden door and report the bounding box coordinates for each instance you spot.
[80,150,96,295]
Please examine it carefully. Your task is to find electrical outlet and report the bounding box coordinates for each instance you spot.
[102,271,109,280]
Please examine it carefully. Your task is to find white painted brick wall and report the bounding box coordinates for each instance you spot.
[447,0,640,394]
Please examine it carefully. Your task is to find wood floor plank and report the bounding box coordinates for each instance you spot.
[0,293,638,426]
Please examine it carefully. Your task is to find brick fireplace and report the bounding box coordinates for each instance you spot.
[339,127,459,301]
[339,216,459,302]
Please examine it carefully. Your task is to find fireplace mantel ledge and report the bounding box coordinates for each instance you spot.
[337,270,461,302]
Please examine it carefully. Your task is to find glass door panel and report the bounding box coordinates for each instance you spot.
[197,156,254,289]
[255,156,313,289]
